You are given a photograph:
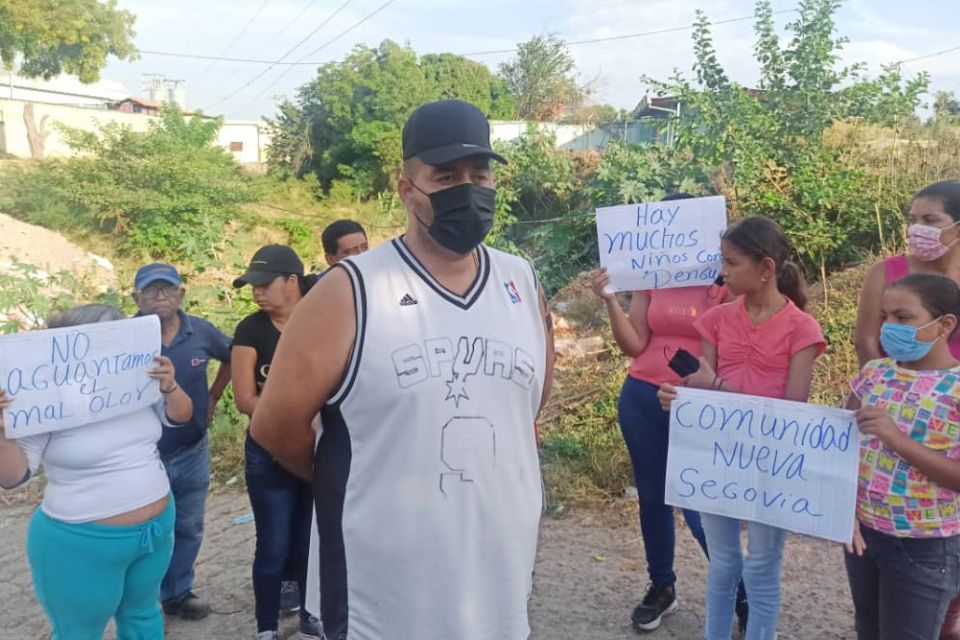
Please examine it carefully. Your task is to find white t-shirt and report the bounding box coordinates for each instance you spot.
[17,402,174,523]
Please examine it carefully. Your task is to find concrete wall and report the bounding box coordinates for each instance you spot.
[490,120,664,152]
[218,120,271,164]
[0,98,269,164]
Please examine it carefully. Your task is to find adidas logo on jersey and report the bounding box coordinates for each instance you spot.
[399,293,418,306]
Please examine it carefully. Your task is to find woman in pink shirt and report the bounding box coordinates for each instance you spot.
[659,216,826,639]
[590,192,746,634]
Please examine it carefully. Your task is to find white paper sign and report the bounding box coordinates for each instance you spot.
[0,316,162,438]
[595,195,727,292]
[665,387,859,543]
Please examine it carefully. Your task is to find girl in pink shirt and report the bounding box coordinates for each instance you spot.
[660,216,826,640]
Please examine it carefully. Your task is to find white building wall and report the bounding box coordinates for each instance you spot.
[490,121,611,152]
[0,98,269,165]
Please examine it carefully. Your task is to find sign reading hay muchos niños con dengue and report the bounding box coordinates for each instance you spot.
[665,388,860,543]
[595,195,727,292]
[0,316,162,438]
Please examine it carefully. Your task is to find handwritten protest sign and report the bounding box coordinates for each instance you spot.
[665,388,859,543]
[0,316,161,438]
[596,195,727,292]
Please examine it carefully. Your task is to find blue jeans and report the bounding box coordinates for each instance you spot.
[702,514,787,640]
[160,435,210,603]
[245,433,313,632]
[619,376,709,584]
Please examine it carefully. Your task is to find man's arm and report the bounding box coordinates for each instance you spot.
[250,267,357,480]
[538,282,556,414]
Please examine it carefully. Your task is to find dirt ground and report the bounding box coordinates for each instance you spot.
[0,492,856,640]
[0,212,115,280]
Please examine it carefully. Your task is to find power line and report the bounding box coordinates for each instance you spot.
[264,0,327,49]
[135,8,792,66]
[893,44,960,66]
[193,0,271,81]
[229,0,399,116]
[204,0,359,110]
[459,9,797,56]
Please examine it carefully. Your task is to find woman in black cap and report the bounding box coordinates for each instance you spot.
[230,244,321,640]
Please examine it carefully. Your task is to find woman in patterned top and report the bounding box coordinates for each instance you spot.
[846,273,960,640]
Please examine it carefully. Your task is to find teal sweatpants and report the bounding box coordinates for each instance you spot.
[27,496,175,640]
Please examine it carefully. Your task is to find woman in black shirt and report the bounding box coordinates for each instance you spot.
[231,244,320,640]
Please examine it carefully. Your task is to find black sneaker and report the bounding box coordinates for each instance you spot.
[280,580,300,615]
[631,583,678,632]
[162,591,212,620]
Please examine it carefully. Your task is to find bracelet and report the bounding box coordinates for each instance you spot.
[160,383,179,395]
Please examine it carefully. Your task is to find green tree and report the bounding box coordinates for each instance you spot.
[933,90,960,121]
[421,53,517,119]
[291,39,516,196]
[0,0,136,83]
[499,34,586,121]
[649,0,929,272]
[265,100,312,179]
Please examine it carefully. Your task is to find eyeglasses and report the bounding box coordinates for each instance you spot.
[138,285,179,299]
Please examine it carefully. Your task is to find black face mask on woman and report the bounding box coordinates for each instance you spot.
[410,181,496,255]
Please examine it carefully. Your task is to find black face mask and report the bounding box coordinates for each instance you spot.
[411,181,496,255]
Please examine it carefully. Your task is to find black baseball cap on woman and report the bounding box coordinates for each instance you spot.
[402,99,507,167]
[232,244,304,288]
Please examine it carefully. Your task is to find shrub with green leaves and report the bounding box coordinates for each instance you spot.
[0,106,256,264]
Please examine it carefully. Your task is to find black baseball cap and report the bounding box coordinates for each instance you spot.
[402,99,507,166]
[233,244,304,288]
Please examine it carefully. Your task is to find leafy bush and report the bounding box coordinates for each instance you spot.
[0,263,122,334]
[0,106,256,264]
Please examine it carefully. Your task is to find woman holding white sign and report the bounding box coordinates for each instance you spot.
[846,274,960,640]
[658,216,826,640]
[590,192,747,633]
[0,304,193,640]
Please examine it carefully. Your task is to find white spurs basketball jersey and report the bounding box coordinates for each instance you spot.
[313,238,547,640]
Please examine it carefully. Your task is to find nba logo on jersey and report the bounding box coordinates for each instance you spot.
[504,280,522,304]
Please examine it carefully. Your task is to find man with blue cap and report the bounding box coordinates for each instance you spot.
[132,263,233,621]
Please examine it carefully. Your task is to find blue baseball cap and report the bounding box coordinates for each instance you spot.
[134,263,182,290]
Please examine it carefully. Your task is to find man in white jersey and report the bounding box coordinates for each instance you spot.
[251,99,555,640]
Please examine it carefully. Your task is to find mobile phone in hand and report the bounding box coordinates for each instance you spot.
[668,348,700,378]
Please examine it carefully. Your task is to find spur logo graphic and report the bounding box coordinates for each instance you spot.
[391,335,536,406]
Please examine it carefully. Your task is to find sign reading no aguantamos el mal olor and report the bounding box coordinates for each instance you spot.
[0,315,162,438]
[595,195,727,292]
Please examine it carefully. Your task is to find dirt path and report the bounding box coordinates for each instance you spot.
[0,212,114,280]
[0,493,856,639]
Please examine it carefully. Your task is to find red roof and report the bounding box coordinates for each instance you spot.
[115,96,163,108]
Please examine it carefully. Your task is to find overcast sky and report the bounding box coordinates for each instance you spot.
[105,0,960,121]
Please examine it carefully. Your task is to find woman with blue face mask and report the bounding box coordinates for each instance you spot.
[845,274,960,640]
[853,179,960,639]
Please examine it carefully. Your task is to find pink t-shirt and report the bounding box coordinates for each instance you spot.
[884,255,960,359]
[694,297,826,399]
[628,285,728,386]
